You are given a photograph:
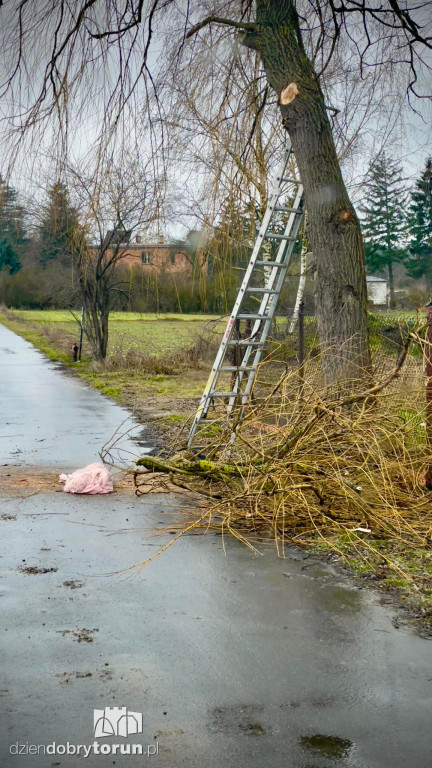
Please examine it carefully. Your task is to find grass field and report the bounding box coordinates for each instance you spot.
[7,310,224,358]
[0,309,230,441]
[0,308,318,437]
[0,308,422,427]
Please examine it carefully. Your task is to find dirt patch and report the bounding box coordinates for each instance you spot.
[62,580,85,590]
[1,469,60,496]
[19,566,58,575]
[99,668,114,681]
[0,466,136,496]
[57,628,99,643]
[209,704,269,736]
[56,671,92,685]
[1,513,16,521]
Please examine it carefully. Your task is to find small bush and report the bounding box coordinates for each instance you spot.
[102,345,204,375]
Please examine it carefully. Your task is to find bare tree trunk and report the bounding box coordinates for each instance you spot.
[243,1,371,383]
[388,260,396,309]
[80,276,110,361]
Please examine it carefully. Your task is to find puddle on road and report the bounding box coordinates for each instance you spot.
[300,733,353,759]
[317,585,362,614]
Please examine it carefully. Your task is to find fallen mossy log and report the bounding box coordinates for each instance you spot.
[135,454,248,481]
[135,454,325,485]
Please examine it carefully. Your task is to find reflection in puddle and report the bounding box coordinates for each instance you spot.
[300,734,353,758]
[318,585,362,614]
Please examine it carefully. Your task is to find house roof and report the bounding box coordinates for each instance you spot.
[89,242,174,250]
[366,275,387,282]
[129,243,172,250]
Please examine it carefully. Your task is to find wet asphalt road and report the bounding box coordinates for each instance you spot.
[0,324,150,468]
[0,323,431,768]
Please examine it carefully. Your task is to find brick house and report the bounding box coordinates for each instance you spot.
[92,233,196,275]
[122,237,194,274]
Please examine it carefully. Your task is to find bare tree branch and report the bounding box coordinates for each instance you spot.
[186,15,255,39]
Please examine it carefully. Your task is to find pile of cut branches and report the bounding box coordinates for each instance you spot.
[134,327,432,584]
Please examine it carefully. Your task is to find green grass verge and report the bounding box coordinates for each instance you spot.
[6,309,224,359]
[0,308,215,441]
[315,533,432,635]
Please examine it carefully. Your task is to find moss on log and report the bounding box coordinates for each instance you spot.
[136,454,245,481]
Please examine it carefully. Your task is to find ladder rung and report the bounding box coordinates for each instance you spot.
[255,260,285,267]
[264,233,296,241]
[273,205,301,213]
[227,341,265,347]
[210,392,242,398]
[245,287,278,294]
[237,313,269,320]
[220,366,255,372]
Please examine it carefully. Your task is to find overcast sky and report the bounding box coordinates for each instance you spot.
[0,0,430,239]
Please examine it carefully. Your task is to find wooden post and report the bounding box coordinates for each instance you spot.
[78,307,84,362]
[298,300,305,399]
[425,303,432,489]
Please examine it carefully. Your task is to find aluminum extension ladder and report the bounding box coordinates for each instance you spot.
[187,140,304,449]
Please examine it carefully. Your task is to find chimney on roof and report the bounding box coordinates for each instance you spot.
[135,234,142,243]
[158,235,165,244]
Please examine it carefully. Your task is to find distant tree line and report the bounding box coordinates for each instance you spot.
[0,157,431,315]
[361,154,432,307]
[0,179,83,308]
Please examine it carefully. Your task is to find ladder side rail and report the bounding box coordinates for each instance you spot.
[187,149,293,445]
[225,197,304,429]
[262,185,304,293]
[224,265,291,416]
[262,186,304,322]
[242,184,304,348]
[224,187,304,412]
[263,178,300,284]
[197,150,292,416]
[201,146,293,384]
[289,235,308,334]
[238,200,304,408]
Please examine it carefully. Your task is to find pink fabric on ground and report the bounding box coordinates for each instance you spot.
[59,462,113,494]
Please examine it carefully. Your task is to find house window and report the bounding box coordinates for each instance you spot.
[170,252,176,265]
[141,251,153,265]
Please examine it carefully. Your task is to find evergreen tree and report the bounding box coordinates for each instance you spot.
[0,239,21,274]
[405,157,432,288]
[38,182,82,267]
[0,176,26,272]
[360,153,409,308]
